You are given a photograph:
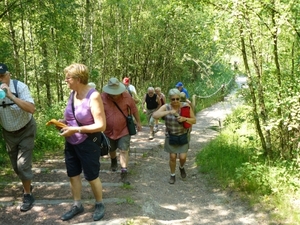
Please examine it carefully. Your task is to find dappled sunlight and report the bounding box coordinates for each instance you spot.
[0,77,268,224]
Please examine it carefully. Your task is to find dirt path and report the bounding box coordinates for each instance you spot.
[0,90,272,225]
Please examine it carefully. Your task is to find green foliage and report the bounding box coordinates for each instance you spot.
[193,69,236,113]
[0,0,226,109]
[0,128,9,167]
[139,112,148,125]
[196,104,300,223]
[196,132,252,186]
[33,102,66,161]
[235,159,300,195]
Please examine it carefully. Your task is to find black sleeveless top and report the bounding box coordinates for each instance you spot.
[146,94,158,110]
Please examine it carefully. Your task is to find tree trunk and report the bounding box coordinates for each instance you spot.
[5,0,21,79]
[239,23,268,155]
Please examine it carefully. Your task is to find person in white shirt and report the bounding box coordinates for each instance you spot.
[0,63,36,212]
[123,77,139,104]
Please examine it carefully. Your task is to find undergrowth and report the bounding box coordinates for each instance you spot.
[196,105,300,224]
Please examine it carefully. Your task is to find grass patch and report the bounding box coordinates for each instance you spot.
[196,132,251,187]
[117,196,135,204]
[121,183,134,189]
[196,105,300,224]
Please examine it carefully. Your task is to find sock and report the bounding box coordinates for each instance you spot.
[179,166,184,169]
[171,173,175,176]
[96,201,103,205]
[74,200,82,207]
[121,168,127,173]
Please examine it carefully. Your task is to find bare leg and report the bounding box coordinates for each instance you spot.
[179,153,187,167]
[169,153,177,174]
[70,175,82,201]
[119,149,129,169]
[89,177,103,202]
[60,175,84,221]
[22,180,32,194]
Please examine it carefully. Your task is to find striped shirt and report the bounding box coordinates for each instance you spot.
[0,79,34,132]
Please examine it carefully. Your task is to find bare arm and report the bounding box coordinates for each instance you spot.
[162,94,166,105]
[60,91,106,136]
[153,105,176,119]
[133,110,142,132]
[142,94,147,113]
[156,95,162,109]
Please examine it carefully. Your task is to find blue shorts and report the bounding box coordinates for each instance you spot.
[109,135,131,152]
[64,138,100,181]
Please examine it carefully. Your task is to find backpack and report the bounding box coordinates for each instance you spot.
[12,79,18,97]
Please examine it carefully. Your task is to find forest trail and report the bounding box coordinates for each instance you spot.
[0,78,272,225]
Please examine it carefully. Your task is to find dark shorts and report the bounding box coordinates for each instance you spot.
[64,138,100,181]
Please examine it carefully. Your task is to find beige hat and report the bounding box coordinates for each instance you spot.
[103,77,126,95]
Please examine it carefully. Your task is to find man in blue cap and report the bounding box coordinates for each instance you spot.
[175,82,189,99]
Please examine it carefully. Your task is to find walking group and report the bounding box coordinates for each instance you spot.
[0,63,196,222]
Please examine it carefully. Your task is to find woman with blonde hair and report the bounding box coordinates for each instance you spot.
[58,63,106,221]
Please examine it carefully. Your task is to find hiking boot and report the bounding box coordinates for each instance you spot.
[111,157,118,172]
[93,202,105,221]
[61,204,84,221]
[120,171,130,185]
[20,194,35,212]
[169,175,176,184]
[179,167,187,179]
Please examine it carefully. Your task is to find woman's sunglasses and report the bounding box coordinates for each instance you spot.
[171,98,180,101]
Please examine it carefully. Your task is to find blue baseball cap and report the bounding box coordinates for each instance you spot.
[175,82,183,87]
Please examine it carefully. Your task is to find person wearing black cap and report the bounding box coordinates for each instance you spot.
[0,63,36,212]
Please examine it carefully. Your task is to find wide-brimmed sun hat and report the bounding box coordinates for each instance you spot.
[103,77,126,95]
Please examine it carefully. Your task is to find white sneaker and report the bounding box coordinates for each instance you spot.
[149,132,154,140]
